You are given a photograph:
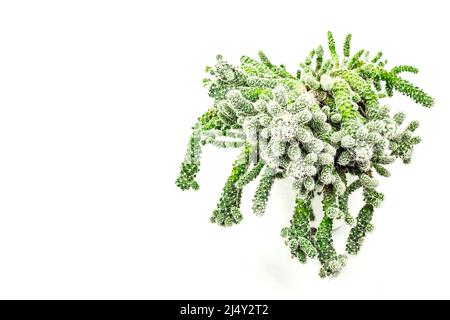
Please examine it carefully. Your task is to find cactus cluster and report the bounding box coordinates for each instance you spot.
[176,32,433,277]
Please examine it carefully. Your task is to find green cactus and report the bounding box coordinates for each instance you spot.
[176,32,434,277]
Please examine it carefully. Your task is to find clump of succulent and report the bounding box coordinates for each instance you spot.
[176,32,433,277]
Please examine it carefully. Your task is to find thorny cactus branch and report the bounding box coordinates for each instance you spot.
[281,197,315,263]
[176,32,434,277]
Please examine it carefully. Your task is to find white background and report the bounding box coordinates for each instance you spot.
[0,0,449,299]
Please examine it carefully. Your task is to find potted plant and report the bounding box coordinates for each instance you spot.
[176,32,433,277]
